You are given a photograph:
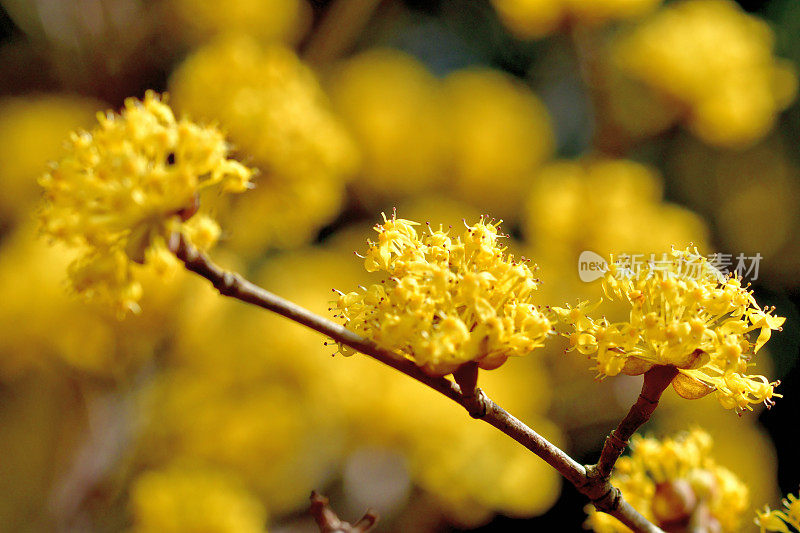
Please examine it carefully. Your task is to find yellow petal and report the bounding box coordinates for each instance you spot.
[672,372,715,400]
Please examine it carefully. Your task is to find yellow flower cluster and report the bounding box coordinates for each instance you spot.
[170,37,358,255]
[654,390,780,518]
[554,247,784,412]
[328,49,553,217]
[587,429,749,532]
[334,213,552,376]
[757,491,800,532]
[614,0,797,147]
[130,466,267,533]
[491,0,662,39]
[254,245,563,523]
[39,92,253,314]
[522,159,711,432]
[168,0,309,45]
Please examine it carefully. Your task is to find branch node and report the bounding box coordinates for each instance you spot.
[214,270,238,296]
[592,485,622,513]
[464,387,489,419]
[636,392,659,407]
[596,365,678,478]
[310,491,378,533]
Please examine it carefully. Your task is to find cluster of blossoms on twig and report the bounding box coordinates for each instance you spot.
[553,247,785,412]
[587,429,748,532]
[38,92,254,314]
[333,213,552,376]
[33,93,793,533]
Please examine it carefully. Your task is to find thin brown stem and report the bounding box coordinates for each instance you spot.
[173,235,663,533]
[597,365,680,479]
[310,491,379,532]
[453,361,487,418]
[174,235,461,403]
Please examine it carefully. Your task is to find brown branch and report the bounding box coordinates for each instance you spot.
[596,365,680,479]
[310,491,378,532]
[174,235,461,403]
[173,235,664,533]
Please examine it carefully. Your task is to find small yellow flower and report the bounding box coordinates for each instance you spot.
[334,212,552,376]
[39,92,253,314]
[553,247,784,413]
[587,429,749,532]
[757,491,800,533]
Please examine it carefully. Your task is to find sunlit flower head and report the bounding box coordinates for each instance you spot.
[554,246,784,413]
[757,490,800,532]
[587,429,749,532]
[39,91,253,314]
[334,212,552,376]
[250,243,562,523]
